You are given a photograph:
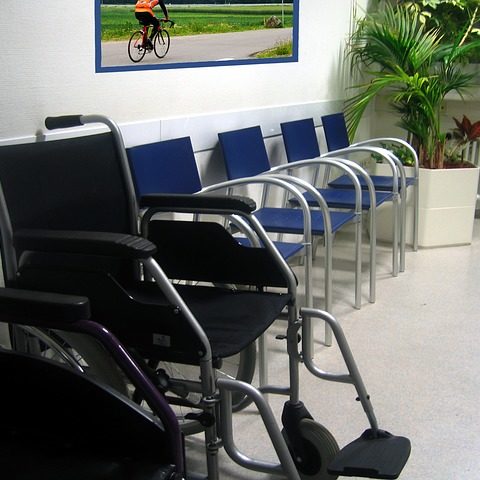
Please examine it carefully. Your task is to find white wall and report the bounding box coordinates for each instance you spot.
[0,1,357,140]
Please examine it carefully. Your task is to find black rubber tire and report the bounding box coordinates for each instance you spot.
[154,29,170,58]
[128,30,147,63]
[291,419,340,480]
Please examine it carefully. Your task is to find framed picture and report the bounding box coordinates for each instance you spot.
[95,0,298,72]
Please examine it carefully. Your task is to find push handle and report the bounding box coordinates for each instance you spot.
[45,115,84,130]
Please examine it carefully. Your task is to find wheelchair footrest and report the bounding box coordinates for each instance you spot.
[328,428,411,479]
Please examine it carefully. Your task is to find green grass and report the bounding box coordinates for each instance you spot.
[256,40,293,58]
[101,5,294,41]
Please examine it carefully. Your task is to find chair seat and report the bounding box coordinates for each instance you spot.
[254,207,356,236]
[289,189,394,210]
[17,251,290,363]
[236,236,304,260]
[328,174,415,191]
[107,282,291,361]
[174,284,290,359]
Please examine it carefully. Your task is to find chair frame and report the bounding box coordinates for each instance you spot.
[216,127,365,329]
[322,146,401,275]
[321,113,420,273]
[280,117,400,290]
[201,169,361,348]
[269,158,377,304]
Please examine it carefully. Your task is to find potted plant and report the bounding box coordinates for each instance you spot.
[344,2,480,247]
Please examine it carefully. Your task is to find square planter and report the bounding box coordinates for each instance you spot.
[374,164,480,247]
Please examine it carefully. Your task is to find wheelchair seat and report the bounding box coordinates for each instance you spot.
[17,249,289,363]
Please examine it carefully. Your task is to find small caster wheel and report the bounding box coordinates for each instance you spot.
[292,419,340,480]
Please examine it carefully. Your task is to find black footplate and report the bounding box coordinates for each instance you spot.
[328,429,411,479]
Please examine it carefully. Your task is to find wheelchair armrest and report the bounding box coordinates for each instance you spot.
[0,288,90,324]
[139,193,256,215]
[14,229,157,259]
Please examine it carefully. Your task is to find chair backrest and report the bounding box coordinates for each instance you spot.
[0,133,137,284]
[127,137,202,196]
[218,126,271,179]
[281,118,321,162]
[321,112,351,151]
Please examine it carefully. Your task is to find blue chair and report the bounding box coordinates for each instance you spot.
[321,112,419,274]
[217,125,365,326]
[279,118,398,300]
[127,136,304,263]
[128,136,324,390]
[128,137,316,383]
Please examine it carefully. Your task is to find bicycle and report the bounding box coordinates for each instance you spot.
[128,19,174,63]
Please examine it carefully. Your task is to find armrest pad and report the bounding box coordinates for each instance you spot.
[14,229,157,259]
[139,193,256,214]
[0,288,90,323]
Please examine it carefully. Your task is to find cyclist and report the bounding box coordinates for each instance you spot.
[134,0,169,50]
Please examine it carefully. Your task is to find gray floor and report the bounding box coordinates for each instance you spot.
[185,218,480,479]
[1,217,477,479]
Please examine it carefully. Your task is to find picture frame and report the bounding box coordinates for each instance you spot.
[95,1,299,72]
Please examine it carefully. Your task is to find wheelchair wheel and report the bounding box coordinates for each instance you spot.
[9,326,128,395]
[128,30,147,63]
[291,419,340,480]
[154,29,170,58]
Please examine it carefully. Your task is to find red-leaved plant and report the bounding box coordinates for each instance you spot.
[445,116,480,164]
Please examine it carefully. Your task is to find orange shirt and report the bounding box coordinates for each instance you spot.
[135,0,159,15]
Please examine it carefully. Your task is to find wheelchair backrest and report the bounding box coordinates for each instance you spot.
[0,133,137,283]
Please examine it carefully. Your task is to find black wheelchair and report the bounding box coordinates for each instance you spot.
[0,114,411,479]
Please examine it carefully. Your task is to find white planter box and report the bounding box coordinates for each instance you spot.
[374,164,480,247]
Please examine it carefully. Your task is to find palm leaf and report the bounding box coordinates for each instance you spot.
[344,2,479,165]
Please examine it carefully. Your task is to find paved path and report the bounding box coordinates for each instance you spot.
[101,28,293,67]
